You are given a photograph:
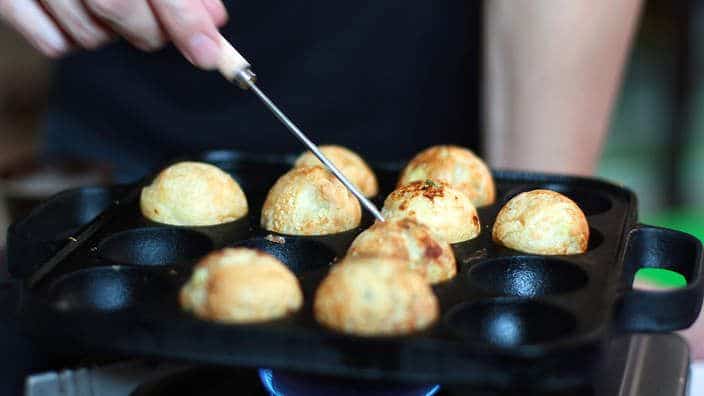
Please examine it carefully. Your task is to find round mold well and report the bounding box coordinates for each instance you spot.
[98,227,213,266]
[188,217,253,247]
[48,266,171,312]
[232,237,336,275]
[140,212,252,247]
[587,227,604,252]
[197,150,291,204]
[540,184,612,216]
[21,187,116,241]
[256,227,363,258]
[469,256,588,297]
[444,299,577,348]
[502,185,612,216]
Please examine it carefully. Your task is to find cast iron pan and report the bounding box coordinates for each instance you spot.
[7,150,704,391]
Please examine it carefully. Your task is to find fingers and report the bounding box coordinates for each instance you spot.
[0,0,71,57]
[149,0,222,68]
[39,0,111,49]
[84,0,165,51]
[200,0,228,27]
[1,0,229,62]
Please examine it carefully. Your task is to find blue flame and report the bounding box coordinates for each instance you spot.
[258,368,441,396]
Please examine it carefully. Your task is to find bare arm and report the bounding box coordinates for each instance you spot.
[484,0,642,175]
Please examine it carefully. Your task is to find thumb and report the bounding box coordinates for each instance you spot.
[149,0,222,69]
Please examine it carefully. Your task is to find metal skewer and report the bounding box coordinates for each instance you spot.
[217,37,384,222]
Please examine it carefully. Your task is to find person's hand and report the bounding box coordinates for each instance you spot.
[0,0,228,68]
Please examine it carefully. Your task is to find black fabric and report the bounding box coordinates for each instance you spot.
[46,1,481,181]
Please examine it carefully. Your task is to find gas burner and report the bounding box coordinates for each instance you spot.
[137,366,442,396]
[258,369,440,396]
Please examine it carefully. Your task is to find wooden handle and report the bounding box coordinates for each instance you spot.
[217,35,251,82]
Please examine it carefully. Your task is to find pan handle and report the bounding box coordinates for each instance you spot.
[613,224,704,332]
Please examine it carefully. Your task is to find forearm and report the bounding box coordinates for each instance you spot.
[484,0,642,175]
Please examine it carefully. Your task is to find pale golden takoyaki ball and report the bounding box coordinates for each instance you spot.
[314,256,439,336]
[398,145,495,207]
[294,145,378,197]
[381,180,480,243]
[347,218,456,284]
[179,248,303,323]
[261,166,361,235]
[492,189,589,255]
[140,161,248,226]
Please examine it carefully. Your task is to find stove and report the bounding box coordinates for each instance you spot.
[18,333,691,396]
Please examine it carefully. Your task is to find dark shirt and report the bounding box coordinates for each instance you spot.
[44,1,481,182]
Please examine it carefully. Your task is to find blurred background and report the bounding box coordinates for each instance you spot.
[0,1,702,262]
[600,1,703,244]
